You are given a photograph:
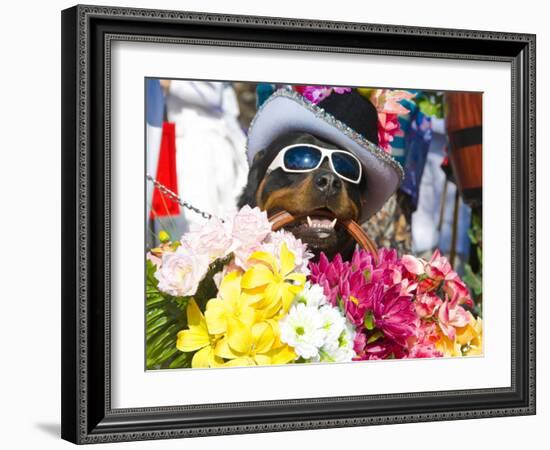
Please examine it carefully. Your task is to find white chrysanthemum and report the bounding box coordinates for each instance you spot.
[279,303,326,359]
[320,322,357,363]
[319,305,346,343]
[294,282,327,308]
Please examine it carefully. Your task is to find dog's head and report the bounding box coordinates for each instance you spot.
[238,131,367,259]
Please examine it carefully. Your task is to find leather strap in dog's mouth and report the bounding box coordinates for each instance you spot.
[268,210,379,262]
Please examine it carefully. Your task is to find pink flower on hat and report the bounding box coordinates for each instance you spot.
[293,85,352,105]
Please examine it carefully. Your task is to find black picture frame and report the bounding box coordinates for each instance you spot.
[61,4,536,444]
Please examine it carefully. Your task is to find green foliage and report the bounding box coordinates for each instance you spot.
[463,210,483,316]
[463,264,482,297]
[467,211,482,247]
[417,92,445,119]
[194,254,233,310]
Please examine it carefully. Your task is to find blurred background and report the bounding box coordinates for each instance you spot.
[146,80,482,306]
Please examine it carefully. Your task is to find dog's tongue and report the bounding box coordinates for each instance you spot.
[306,216,337,229]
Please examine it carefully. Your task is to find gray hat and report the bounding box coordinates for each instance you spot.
[246,88,404,222]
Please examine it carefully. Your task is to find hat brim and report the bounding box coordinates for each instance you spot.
[246,89,404,223]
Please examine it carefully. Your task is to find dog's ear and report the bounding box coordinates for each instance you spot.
[237,150,267,208]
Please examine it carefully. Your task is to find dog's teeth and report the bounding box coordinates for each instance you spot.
[330,218,337,228]
[306,216,313,227]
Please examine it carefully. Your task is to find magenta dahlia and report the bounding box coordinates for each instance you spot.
[370,283,418,346]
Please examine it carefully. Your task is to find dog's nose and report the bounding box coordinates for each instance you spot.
[314,171,342,195]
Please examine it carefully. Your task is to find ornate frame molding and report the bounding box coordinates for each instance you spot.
[61,4,536,444]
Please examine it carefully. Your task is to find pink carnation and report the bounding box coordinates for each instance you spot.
[154,250,209,297]
[437,292,471,340]
[146,251,162,267]
[415,292,442,319]
[228,205,272,268]
[424,249,455,282]
[180,216,233,262]
[230,205,272,249]
[407,323,443,359]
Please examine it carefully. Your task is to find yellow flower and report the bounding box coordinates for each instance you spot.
[435,331,462,357]
[435,312,483,357]
[215,319,296,366]
[241,243,306,319]
[204,271,257,335]
[456,313,483,356]
[176,298,223,368]
[176,245,305,368]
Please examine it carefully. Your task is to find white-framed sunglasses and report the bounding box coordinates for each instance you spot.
[266,143,363,184]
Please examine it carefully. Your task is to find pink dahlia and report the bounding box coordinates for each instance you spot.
[350,248,375,274]
[354,337,407,361]
[309,252,351,306]
[341,275,371,326]
[370,248,406,288]
[369,283,418,346]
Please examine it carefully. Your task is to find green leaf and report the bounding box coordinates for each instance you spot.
[463,264,482,297]
[367,330,384,344]
[146,296,165,308]
[146,307,167,323]
[147,324,178,352]
[364,311,375,331]
[156,345,179,363]
[168,351,193,369]
[193,254,233,310]
[147,316,175,334]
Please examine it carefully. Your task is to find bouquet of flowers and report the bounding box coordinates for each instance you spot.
[146,206,482,369]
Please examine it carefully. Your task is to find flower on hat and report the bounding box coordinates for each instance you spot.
[357,88,416,153]
[293,85,352,104]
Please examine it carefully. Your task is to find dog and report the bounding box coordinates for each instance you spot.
[238,131,367,260]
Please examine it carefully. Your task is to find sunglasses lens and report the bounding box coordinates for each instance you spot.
[283,146,322,171]
[332,152,361,182]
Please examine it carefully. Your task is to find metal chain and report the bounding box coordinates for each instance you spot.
[146,174,214,220]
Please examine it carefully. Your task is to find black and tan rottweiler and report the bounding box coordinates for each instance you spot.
[238,131,367,260]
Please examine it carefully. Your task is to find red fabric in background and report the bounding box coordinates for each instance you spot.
[150,122,180,219]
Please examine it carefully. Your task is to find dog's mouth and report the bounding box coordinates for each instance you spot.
[282,208,349,257]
